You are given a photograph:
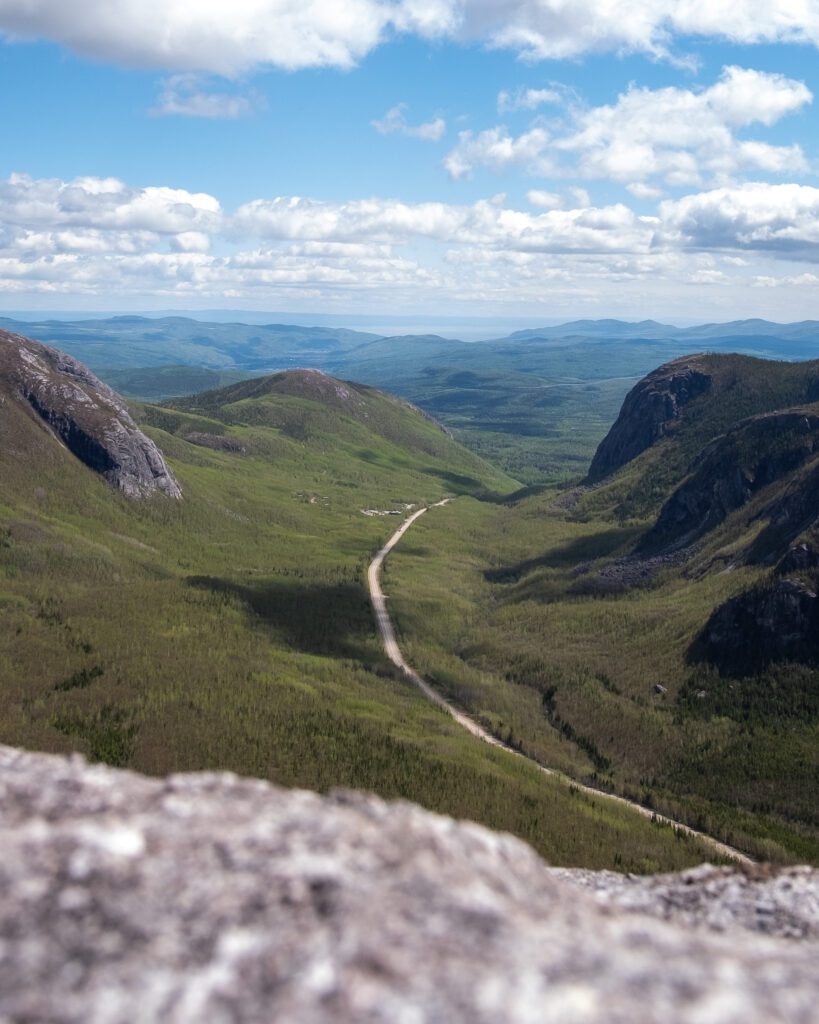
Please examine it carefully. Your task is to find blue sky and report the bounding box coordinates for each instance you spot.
[2,2,819,321]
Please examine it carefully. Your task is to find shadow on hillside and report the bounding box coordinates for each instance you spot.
[423,467,484,491]
[478,483,553,505]
[186,576,375,660]
[485,527,642,583]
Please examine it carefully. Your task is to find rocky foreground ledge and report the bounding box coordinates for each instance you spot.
[0,746,816,1023]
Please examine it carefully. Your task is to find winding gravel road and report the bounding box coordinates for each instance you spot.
[368,500,753,866]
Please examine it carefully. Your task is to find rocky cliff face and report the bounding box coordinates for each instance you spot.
[746,460,819,566]
[0,745,816,1023]
[0,329,181,498]
[639,411,819,555]
[588,357,711,481]
[695,577,819,674]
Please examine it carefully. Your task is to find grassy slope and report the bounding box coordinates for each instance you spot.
[0,372,714,872]
[384,357,819,865]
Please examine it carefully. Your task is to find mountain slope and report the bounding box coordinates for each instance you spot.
[376,352,819,865]
[10,313,819,486]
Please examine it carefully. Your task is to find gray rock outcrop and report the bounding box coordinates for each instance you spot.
[0,329,181,498]
[588,357,711,481]
[0,744,817,1023]
[639,411,819,556]
[694,577,819,673]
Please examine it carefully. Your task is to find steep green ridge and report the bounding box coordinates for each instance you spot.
[384,354,819,865]
[0,345,714,872]
[586,354,819,516]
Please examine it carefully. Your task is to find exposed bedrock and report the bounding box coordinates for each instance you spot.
[0,745,817,1023]
[0,329,181,498]
[588,357,711,481]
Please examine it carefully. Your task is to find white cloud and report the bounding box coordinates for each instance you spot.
[560,66,811,186]
[659,182,819,256]
[0,0,395,74]
[444,67,811,188]
[497,87,561,113]
[233,193,656,256]
[754,271,819,287]
[2,1,819,75]
[151,74,256,119]
[627,183,665,200]
[444,126,552,179]
[7,173,819,315]
[170,231,212,253]
[454,1,819,61]
[0,173,223,235]
[372,104,446,141]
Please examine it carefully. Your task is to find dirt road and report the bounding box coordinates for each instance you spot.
[367,500,753,865]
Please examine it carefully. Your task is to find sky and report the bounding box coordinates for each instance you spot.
[2,1,819,322]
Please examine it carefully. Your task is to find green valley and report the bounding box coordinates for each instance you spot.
[0,330,718,873]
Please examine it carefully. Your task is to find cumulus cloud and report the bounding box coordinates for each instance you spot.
[2,1,819,75]
[372,104,446,141]
[7,172,819,311]
[452,1,819,61]
[151,74,256,119]
[229,193,658,258]
[0,0,395,74]
[527,190,563,209]
[627,183,666,200]
[0,173,223,235]
[560,66,811,186]
[659,182,819,256]
[444,66,811,187]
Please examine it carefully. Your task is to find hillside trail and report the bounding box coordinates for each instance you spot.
[367,500,753,866]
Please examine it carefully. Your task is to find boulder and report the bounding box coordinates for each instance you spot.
[0,744,817,1023]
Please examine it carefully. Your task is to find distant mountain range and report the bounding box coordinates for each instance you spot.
[5,315,819,376]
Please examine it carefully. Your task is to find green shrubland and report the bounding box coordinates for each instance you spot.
[0,370,718,872]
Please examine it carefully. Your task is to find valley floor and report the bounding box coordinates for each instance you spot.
[369,500,752,865]
[384,494,819,866]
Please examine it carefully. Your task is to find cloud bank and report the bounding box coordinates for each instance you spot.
[4,172,819,315]
[1,1,818,75]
